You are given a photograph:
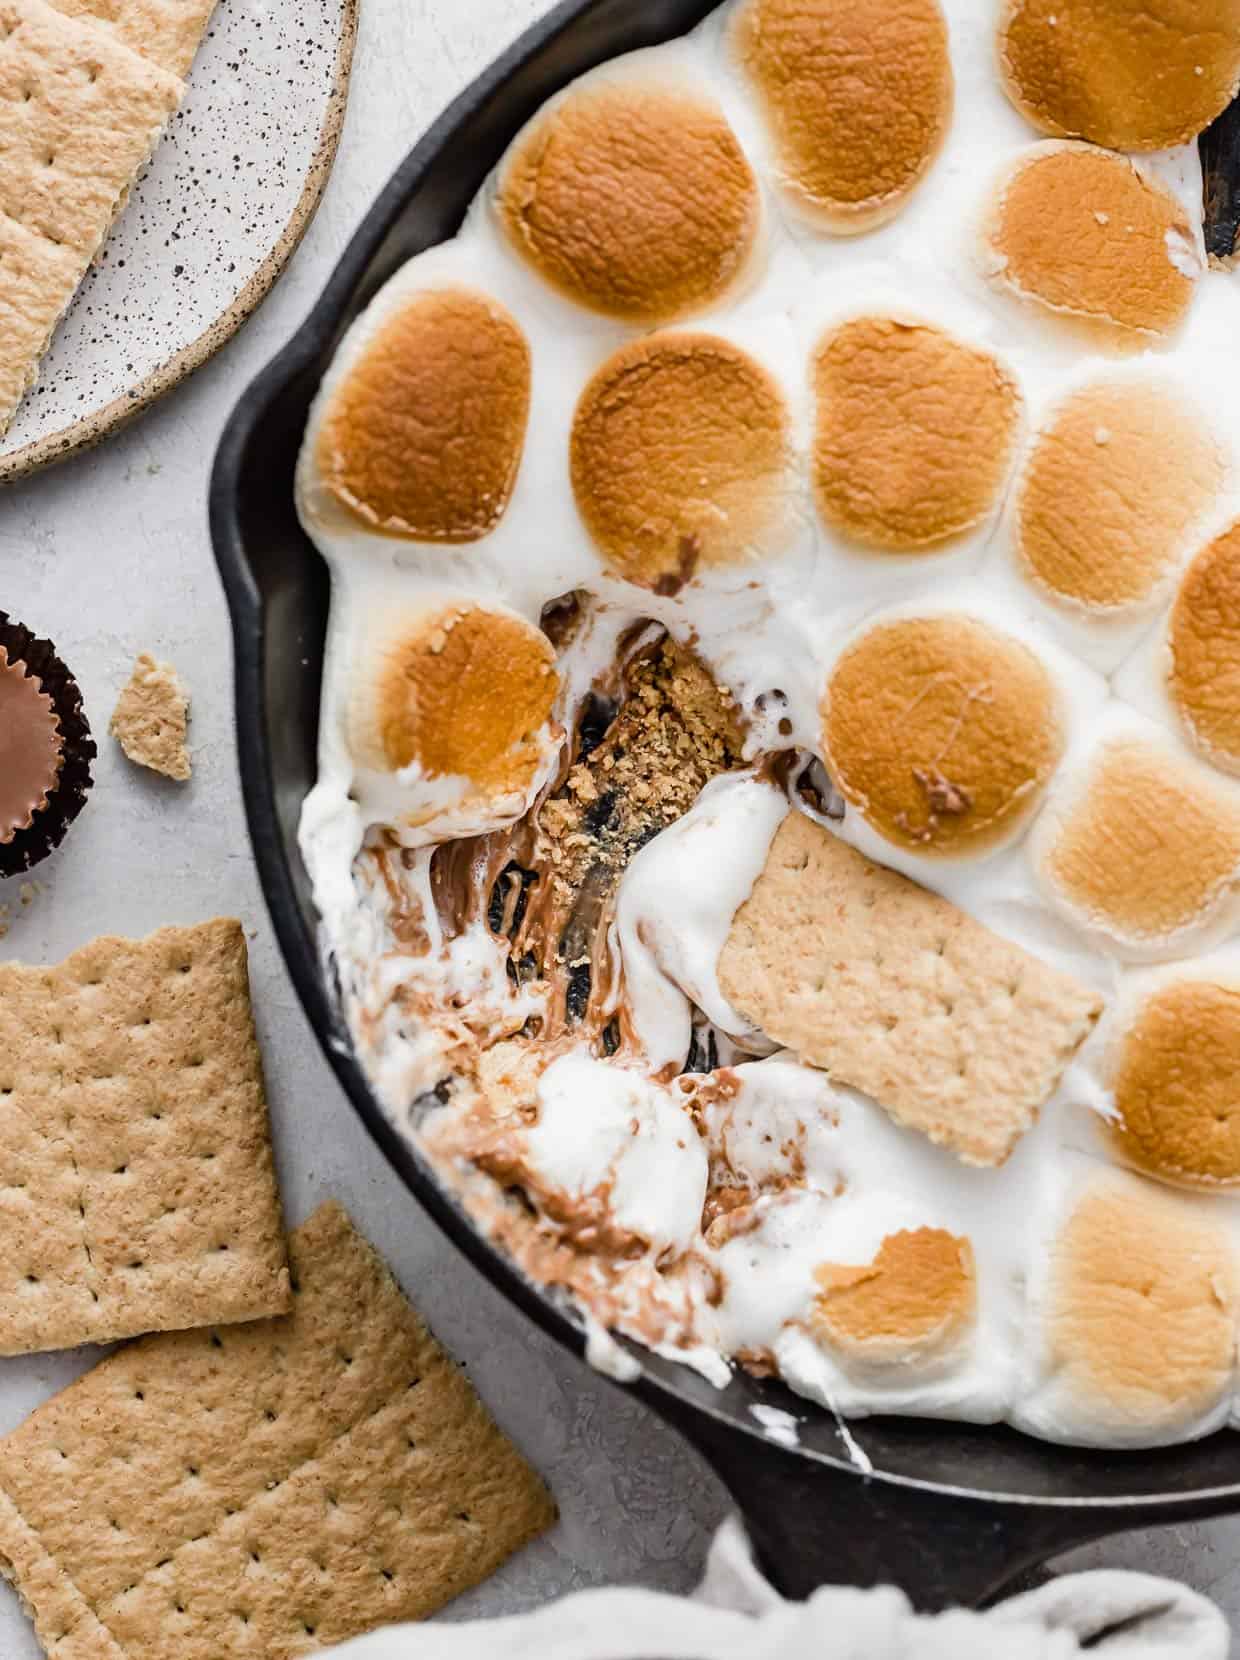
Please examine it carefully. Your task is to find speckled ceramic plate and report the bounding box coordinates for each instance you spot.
[0,0,357,482]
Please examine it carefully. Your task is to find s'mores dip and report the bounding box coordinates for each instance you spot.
[297,0,1240,1449]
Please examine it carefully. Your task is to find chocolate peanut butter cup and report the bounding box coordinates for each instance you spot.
[0,614,95,877]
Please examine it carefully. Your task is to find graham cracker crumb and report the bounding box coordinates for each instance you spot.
[491,634,746,1035]
[537,635,746,900]
[110,653,191,781]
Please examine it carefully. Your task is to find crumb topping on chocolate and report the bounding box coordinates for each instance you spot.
[426,630,748,1048]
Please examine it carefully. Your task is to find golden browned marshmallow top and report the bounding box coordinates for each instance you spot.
[570,332,794,591]
[313,288,531,543]
[811,316,1021,552]
[998,0,1240,151]
[1015,380,1224,613]
[1045,1173,1238,1430]
[496,79,760,323]
[822,614,1064,855]
[1039,734,1240,947]
[350,604,559,795]
[1110,978,1240,1188]
[731,0,952,231]
[812,1228,977,1361]
[986,143,1198,339]
[1169,521,1240,776]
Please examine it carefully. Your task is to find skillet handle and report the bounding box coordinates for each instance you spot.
[645,1395,1113,1611]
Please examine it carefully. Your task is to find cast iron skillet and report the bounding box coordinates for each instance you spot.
[210,0,1240,1612]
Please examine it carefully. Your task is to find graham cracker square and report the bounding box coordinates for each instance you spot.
[43,0,216,76]
[0,1202,557,1659]
[0,0,185,435]
[718,812,1103,1166]
[0,919,290,1354]
[0,208,88,434]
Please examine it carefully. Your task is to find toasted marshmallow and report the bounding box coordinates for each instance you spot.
[1033,710,1240,959]
[1013,376,1224,617]
[570,328,797,591]
[1014,1165,1239,1446]
[997,0,1240,151]
[346,601,560,836]
[729,0,952,233]
[308,287,531,543]
[983,142,1200,340]
[1167,521,1240,777]
[1104,963,1240,1189]
[810,315,1022,553]
[495,61,761,324]
[821,611,1065,858]
[811,1227,977,1367]
[712,1127,1022,1422]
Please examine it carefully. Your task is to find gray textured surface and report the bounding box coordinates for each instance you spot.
[1,0,1238,1651]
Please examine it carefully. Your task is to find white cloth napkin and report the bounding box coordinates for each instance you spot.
[328,1517,1228,1658]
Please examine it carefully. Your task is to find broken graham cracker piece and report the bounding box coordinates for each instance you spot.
[0,1202,557,1660]
[0,919,289,1355]
[718,812,1103,1165]
[0,0,186,437]
[110,654,190,781]
[43,0,216,77]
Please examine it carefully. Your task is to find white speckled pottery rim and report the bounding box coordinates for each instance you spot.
[0,0,359,486]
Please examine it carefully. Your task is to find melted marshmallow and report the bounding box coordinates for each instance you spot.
[526,1052,708,1260]
[613,772,788,1072]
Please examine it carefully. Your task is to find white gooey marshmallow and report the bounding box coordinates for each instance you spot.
[612,772,788,1073]
[525,1052,708,1262]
